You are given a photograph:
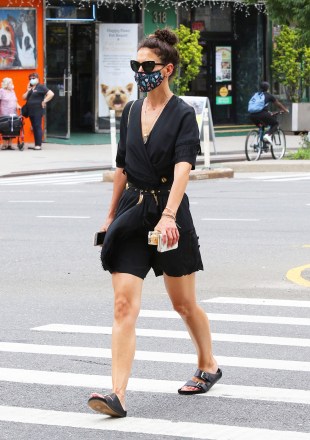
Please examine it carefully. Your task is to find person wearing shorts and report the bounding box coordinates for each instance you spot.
[87,28,222,418]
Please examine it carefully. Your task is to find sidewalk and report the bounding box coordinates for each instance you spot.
[0,134,309,178]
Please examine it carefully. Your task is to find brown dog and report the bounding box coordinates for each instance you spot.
[101,83,133,117]
[0,20,16,67]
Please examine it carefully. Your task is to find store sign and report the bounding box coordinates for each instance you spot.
[0,8,36,69]
[98,24,138,122]
[144,4,177,36]
[216,96,232,105]
[215,46,232,82]
[216,84,232,105]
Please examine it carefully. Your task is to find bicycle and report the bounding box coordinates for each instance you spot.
[245,111,286,161]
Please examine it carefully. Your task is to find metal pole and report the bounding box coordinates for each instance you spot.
[203,108,210,168]
[110,110,117,169]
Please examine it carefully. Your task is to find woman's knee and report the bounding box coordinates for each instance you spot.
[172,300,198,318]
[114,293,140,323]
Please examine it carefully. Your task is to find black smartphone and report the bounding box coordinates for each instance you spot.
[94,231,106,246]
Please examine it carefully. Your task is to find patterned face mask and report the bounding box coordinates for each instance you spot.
[134,69,164,93]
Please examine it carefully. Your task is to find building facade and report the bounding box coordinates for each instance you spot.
[0,1,268,143]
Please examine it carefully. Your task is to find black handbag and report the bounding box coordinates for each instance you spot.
[21,103,29,118]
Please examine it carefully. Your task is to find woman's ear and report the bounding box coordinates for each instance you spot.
[165,63,174,78]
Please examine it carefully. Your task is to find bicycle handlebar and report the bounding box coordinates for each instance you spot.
[270,111,285,116]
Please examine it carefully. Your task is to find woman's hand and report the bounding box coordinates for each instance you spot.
[100,215,115,232]
[154,215,179,249]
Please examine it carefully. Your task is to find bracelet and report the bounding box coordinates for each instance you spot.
[161,213,176,221]
[163,206,176,217]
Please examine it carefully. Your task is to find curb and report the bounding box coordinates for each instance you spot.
[102,167,234,182]
[218,160,310,172]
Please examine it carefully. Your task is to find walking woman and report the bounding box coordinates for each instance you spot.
[88,28,222,418]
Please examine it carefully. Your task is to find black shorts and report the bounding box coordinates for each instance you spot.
[110,229,203,279]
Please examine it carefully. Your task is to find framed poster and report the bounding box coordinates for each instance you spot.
[0,8,36,69]
[98,23,138,129]
[215,46,232,82]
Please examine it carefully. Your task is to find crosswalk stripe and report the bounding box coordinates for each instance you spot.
[1,342,309,371]
[203,297,310,308]
[139,310,310,326]
[0,173,103,186]
[32,324,310,347]
[0,406,308,440]
[0,367,309,405]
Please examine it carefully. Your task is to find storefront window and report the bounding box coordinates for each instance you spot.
[193,4,232,33]
[96,4,140,23]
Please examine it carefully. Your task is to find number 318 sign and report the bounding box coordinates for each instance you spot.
[152,11,167,24]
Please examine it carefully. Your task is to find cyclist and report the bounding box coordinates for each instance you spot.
[248,81,289,144]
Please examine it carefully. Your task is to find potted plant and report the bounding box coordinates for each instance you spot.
[172,25,202,95]
[272,25,310,131]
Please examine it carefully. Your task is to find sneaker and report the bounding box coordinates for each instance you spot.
[34,146,42,150]
[263,133,273,144]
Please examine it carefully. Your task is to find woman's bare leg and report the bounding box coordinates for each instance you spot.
[164,273,218,391]
[111,272,143,408]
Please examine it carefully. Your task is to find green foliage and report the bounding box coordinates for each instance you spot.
[173,25,202,96]
[286,133,310,159]
[245,0,310,44]
[272,26,310,102]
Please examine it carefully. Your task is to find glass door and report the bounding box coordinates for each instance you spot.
[46,23,72,138]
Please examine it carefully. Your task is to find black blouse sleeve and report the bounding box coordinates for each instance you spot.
[115,101,134,168]
[174,106,200,169]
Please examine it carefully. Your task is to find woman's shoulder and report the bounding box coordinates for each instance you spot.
[173,95,195,117]
[172,95,196,115]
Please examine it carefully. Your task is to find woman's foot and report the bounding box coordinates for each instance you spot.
[88,392,127,417]
[178,367,222,394]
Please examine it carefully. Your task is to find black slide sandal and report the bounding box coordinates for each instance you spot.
[178,368,222,395]
[88,392,127,417]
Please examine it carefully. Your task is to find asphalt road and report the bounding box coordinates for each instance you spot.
[0,171,310,439]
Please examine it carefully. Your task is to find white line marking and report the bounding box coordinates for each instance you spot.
[8,200,55,203]
[201,218,259,222]
[0,180,101,186]
[36,216,90,219]
[263,177,310,182]
[0,406,308,439]
[0,172,103,182]
[32,324,310,348]
[0,342,309,371]
[139,310,310,326]
[203,297,310,308]
[0,368,309,405]
[252,173,310,180]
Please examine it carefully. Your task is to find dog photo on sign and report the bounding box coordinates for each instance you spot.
[0,8,36,69]
[101,83,133,118]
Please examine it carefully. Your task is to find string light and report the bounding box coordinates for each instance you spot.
[7,0,266,14]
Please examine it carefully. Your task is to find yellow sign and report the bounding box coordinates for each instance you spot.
[219,86,229,97]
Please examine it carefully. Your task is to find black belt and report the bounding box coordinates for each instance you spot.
[126,182,171,194]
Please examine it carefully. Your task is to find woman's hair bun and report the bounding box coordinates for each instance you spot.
[153,28,178,46]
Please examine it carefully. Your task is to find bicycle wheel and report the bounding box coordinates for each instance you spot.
[271,129,286,159]
[245,130,261,161]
